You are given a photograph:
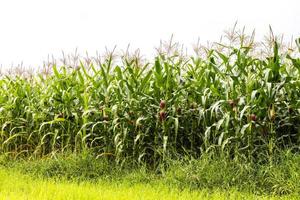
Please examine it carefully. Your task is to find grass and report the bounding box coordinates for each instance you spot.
[0,150,300,197]
[0,167,298,200]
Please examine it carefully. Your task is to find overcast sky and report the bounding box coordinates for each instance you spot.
[0,0,299,68]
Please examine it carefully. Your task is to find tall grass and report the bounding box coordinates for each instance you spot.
[0,29,300,168]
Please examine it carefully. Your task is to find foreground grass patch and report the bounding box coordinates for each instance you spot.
[0,168,296,200]
[2,151,300,196]
[1,151,300,199]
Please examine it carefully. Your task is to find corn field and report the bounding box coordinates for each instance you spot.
[1,34,300,166]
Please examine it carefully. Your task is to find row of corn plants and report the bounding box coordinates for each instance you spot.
[1,35,300,167]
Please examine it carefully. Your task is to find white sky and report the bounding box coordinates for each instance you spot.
[0,0,299,68]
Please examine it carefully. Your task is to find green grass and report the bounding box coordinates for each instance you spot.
[1,150,300,197]
[0,167,298,200]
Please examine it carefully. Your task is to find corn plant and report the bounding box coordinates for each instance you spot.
[0,34,300,168]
